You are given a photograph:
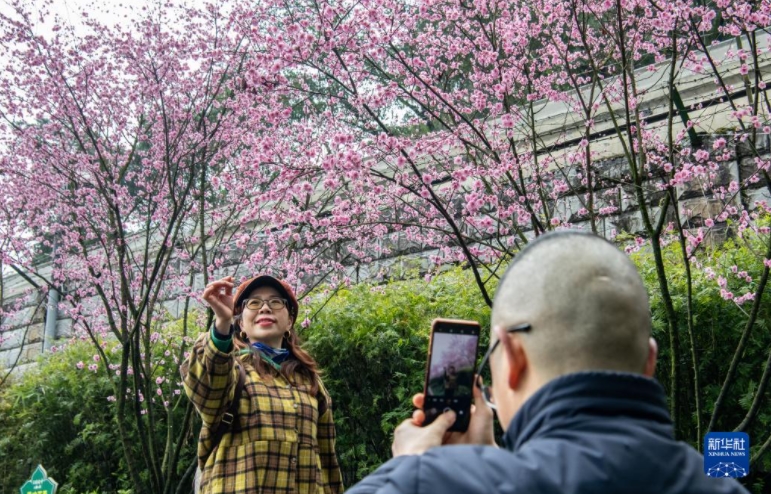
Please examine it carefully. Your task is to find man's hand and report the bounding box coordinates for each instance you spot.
[392,409,456,457]
[410,376,496,447]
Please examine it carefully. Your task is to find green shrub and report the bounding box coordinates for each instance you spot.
[299,267,492,485]
[0,341,126,493]
[632,232,771,493]
[0,332,196,494]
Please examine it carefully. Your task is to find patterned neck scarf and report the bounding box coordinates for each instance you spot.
[252,342,290,366]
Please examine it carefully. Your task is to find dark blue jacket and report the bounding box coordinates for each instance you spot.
[347,372,748,494]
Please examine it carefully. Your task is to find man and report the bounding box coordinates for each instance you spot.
[347,231,748,494]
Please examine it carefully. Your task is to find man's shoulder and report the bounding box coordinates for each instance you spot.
[346,438,750,494]
[346,445,536,494]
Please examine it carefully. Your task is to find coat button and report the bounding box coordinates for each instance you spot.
[290,457,297,465]
[293,403,298,408]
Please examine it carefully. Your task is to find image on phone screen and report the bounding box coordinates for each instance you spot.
[424,321,479,432]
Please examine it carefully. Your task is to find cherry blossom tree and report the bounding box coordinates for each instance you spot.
[234,0,771,452]
[0,1,288,491]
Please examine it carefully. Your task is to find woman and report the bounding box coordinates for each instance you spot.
[182,274,344,494]
[443,365,458,398]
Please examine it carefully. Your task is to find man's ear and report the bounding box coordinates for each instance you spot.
[644,337,657,377]
[496,326,527,391]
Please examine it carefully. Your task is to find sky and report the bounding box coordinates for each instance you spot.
[2,0,132,34]
[2,0,207,37]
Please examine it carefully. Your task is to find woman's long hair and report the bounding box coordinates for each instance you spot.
[233,315,321,396]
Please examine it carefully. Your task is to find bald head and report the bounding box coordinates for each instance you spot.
[492,231,652,379]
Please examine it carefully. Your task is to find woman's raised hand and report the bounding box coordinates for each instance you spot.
[202,276,236,335]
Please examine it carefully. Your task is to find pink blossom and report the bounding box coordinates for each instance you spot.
[694,149,710,162]
[76,361,85,370]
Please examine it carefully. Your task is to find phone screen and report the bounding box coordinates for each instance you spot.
[423,319,480,432]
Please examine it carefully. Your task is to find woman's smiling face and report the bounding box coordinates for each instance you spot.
[239,285,293,348]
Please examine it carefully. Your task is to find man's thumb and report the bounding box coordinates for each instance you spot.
[428,410,456,432]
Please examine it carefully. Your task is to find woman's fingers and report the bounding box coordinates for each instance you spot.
[201,284,218,301]
[203,278,235,299]
[202,278,236,321]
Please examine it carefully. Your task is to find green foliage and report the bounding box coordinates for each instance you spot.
[0,330,198,494]
[0,341,126,494]
[299,267,492,485]
[631,228,771,492]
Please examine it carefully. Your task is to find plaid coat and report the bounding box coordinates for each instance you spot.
[183,332,344,494]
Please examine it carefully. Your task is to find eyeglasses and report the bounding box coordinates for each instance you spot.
[475,323,532,411]
[242,298,288,311]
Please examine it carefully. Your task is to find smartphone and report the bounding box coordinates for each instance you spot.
[422,318,481,433]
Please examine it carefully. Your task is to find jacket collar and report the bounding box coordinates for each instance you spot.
[502,371,673,450]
